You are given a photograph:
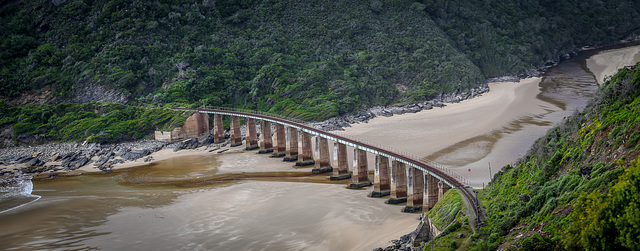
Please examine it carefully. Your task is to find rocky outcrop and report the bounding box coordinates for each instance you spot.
[61,84,130,104]
[307,84,490,131]
[0,140,170,175]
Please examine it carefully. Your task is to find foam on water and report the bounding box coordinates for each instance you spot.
[0,176,41,214]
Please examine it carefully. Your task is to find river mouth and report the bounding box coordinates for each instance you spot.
[1,154,414,251]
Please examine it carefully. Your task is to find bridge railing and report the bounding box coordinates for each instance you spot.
[200,106,469,186]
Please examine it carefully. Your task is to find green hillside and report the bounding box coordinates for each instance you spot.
[425,0,640,77]
[0,0,483,121]
[472,63,640,250]
[3,1,639,121]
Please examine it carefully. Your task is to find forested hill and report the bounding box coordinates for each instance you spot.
[474,63,640,250]
[1,0,639,121]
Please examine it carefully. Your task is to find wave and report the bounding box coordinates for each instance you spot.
[0,176,41,214]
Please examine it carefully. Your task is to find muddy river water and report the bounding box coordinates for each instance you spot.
[1,44,639,250]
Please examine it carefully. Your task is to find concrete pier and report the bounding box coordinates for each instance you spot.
[330,142,351,180]
[424,174,439,211]
[258,120,273,154]
[438,181,451,200]
[213,114,225,144]
[349,149,372,189]
[245,118,259,150]
[404,168,424,213]
[230,116,242,147]
[283,127,298,161]
[312,137,333,174]
[296,131,315,166]
[271,124,286,157]
[387,161,407,204]
[370,155,390,197]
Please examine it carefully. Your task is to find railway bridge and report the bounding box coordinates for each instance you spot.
[174,107,479,218]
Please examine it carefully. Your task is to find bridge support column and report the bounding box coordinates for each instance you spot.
[271,124,286,157]
[258,121,273,154]
[387,161,407,204]
[213,114,225,144]
[349,149,372,189]
[424,174,439,211]
[283,127,298,161]
[370,155,390,197]
[438,181,451,201]
[403,168,424,213]
[245,118,258,150]
[312,137,333,174]
[330,142,351,180]
[230,116,242,147]
[296,131,315,166]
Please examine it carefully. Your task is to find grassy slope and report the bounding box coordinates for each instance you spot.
[471,63,640,250]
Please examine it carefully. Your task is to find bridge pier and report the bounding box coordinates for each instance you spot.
[258,121,273,154]
[330,142,351,180]
[296,131,315,166]
[230,116,242,147]
[245,118,259,150]
[271,124,286,157]
[387,161,407,204]
[213,114,225,144]
[370,155,390,197]
[424,173,439,211]
[438,181,451,200]
[283,127,298,161]
[349,149,372,189]
[404,167,424,213]
[312,137,333,174]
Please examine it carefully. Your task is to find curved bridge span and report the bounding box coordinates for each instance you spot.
[175,107,479,219]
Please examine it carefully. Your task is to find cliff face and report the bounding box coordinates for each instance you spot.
[2,1,639,121]
[473,63,640,250]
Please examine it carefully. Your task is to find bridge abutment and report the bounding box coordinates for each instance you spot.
[283,127,299,161]
[258,121,273,154]
[213,114,225,144]
[245,118,259,150]
[387,161,407,204]
[370,155,390,197]
[230,116,242,147]
[330,142,351,180]
[295,131,315,166]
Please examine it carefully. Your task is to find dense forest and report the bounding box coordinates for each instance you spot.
[2,0,639,121]
[468,63,640,250]
[1,0,639,145]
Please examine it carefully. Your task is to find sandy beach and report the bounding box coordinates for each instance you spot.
[586,45,640,84]
[336,44,640,188]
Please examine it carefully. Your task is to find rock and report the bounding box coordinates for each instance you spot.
[50,153,60,161]
[25,157,45,167]
[456,233,464,238]
[144,156,154,162]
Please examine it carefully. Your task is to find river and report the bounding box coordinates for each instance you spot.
[1,44,639,250]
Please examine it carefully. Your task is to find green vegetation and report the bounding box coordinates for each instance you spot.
[0,0,483,121]
[424,0,640,77]
[0,101,190,145]
[423,189,473,250]
[3,1,638,121]
[471,63,640,250]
